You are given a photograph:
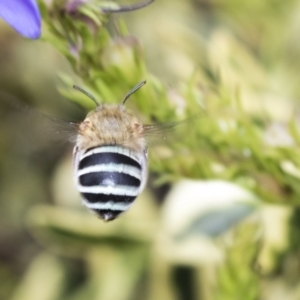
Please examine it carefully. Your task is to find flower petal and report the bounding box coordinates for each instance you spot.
[0,0,41,39]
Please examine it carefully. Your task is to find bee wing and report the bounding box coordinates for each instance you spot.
[140,121,186,150]
[141,114,200,151]
[36,112,79,144]
[0,91,78,154]
[142,116,195,141]
[143,121,179,133]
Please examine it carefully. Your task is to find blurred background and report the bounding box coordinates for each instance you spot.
[0,0,300,299]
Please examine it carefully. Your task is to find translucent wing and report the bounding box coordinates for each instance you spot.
[0,91,78,155]
[142,116,197,144]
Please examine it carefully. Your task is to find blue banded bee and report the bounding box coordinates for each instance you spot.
[73,81,150,221]
[2,81,180,222]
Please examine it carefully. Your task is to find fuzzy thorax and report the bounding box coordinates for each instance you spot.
[76,104,146,152]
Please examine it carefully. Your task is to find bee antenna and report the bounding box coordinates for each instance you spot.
[73,85,99,105]
[122,80,146,105]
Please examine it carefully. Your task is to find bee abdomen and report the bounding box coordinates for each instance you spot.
[77,146,143,221]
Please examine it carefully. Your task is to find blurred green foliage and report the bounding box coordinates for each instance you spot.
[38,0,300,205]
[0,0,300,299]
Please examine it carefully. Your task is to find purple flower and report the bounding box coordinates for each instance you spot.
[0,0,41,39]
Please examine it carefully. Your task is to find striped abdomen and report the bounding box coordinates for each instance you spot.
[74,146,147,221]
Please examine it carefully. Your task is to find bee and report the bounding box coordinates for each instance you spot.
[73,81,150,222]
